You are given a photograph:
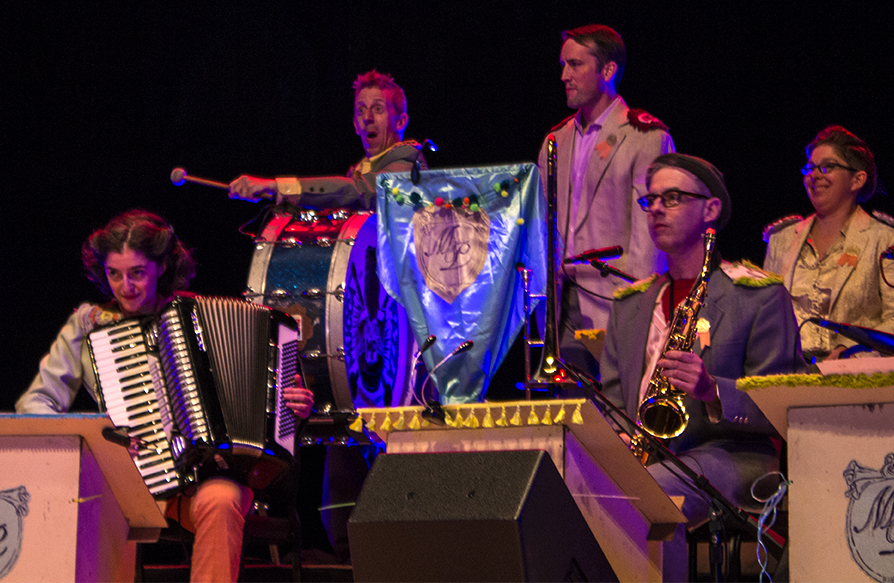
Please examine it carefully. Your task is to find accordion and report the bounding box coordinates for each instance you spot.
[88,294,299,498]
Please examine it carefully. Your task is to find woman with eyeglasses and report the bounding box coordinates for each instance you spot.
[764,125,894,362]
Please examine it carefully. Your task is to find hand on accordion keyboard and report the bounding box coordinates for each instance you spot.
[283,373,315,419]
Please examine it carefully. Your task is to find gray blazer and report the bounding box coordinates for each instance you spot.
[278,141,425,211]
[600,265,807,453]
[538,97,674,331]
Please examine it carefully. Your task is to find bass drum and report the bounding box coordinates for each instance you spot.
[246,210,416,411]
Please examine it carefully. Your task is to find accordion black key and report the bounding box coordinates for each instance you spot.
[88,295,299,497]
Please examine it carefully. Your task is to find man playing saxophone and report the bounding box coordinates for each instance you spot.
[600,153,807,581]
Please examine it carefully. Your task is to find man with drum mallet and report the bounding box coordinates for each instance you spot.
[229,69,427,564]
[228,69,428,210]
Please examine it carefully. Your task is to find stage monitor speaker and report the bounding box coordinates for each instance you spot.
[348,449,617,582]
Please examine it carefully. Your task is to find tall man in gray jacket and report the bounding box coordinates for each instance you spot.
[538,24,674,371]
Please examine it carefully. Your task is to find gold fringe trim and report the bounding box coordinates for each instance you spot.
[352,399,591,435]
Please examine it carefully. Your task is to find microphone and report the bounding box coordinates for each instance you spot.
[882,246,894,260]
[412,139,439,184]
[170,167,231,190]
[408,335,437,406]
[419,340,474,424]
[563,246,623,264]
[417,334,437,356]
[807,318,894,356]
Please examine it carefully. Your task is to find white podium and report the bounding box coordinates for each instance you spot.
[743,377,894,583]
[355,399,685,583]
[0,414,167,582]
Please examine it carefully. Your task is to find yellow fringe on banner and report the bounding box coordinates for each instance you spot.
[482,407,494,427]
[527,406,540,425]
[510,406,522,426]
[496,406,508,427]
[571,403,584,425]
[354,399,590,435]
[553,405,566,424]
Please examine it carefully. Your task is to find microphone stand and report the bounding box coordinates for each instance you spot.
[562,363,784,578]
[588,259,637,283]
[418,341,474,425]
[409,335,437,406]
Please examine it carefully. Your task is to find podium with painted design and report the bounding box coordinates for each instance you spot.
[351,399,685,583]
[741,367,894,583]
[0,414,167,582]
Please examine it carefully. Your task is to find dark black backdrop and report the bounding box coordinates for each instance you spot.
[5,3,894,411]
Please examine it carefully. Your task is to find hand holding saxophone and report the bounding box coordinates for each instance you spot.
[655,350,718,402]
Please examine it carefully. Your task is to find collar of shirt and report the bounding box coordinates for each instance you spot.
[355,142,402,176]
[572,96,620,136]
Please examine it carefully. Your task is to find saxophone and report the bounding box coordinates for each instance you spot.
[634,228,717,452]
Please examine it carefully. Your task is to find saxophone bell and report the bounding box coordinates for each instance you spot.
[638,380,690,439]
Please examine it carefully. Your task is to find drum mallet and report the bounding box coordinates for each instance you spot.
[170,167,230,190]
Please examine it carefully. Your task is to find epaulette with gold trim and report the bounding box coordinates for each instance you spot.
[721,260,783,287]
[762,214,803,242]
[627,109,668,133]
[871,210,894,228]
[613,273,660,300]
[549,114,575,132]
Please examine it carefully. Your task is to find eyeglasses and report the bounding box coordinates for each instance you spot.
[637,189,710,211]
[800,162,858,176]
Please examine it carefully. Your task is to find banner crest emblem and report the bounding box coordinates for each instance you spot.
[413,206,490,304]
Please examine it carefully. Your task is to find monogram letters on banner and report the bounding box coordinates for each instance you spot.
[376,164,546,403]
[413,206,490,304]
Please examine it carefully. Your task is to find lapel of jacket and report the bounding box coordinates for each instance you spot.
[556,120,575,241]
[573,98,630,233]
[781,217,814,289]
[695,269,729,364]
[829,207,871,313]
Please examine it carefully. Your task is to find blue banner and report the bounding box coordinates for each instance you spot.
[376,164,546,403]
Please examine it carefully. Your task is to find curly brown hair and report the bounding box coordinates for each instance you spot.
[82,210,196,299]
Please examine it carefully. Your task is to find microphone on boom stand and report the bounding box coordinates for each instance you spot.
[409,335,437,407]
[563,246,623,264]
[420,340,474,425]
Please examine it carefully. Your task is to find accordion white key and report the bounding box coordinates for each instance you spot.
[88,294,299,497]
